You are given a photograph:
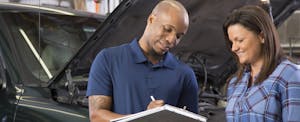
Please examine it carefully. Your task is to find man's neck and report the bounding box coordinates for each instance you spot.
[144,52,163,64]
[138,38,163,64]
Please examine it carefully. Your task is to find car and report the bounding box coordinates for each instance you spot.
[0,2,106,122]
[1,0,300,122]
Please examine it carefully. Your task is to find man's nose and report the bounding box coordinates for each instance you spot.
[165,33,177,46]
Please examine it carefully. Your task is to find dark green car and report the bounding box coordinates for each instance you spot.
[0,2,105,122]
[1,0,299,122]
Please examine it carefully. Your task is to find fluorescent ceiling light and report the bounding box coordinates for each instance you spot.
[0,2,74,15]
[260,0,270,3]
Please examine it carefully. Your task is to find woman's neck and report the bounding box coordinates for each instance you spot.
[250,58,264,83]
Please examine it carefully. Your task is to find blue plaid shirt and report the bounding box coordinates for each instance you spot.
[226,59,300,122]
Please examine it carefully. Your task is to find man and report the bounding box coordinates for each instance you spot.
[86,0,199,121]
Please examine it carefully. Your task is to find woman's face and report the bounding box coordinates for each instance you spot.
[227,24,264,65]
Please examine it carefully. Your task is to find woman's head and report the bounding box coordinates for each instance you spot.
[227,23,264,66]
[223,5,284,83]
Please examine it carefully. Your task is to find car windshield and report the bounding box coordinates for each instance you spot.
[0,12,101,83]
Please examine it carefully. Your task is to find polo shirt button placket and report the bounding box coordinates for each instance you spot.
[146,74,155,95]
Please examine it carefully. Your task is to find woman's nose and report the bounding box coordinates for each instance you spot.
[231,43,238,52]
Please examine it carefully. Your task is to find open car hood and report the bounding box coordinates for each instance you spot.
[49,0,300,120]
[57,0,299,87]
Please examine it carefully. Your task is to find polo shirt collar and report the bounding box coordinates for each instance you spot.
[163,52,177,69]
[129,38,177,69]
[130,38,147,63]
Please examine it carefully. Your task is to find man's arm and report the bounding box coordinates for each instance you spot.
[88,95,126,122]
[88,95,165,122]
[177,68,199,113]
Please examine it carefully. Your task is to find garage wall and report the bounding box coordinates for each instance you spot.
[0,0,122,15]
[278,10,300,60]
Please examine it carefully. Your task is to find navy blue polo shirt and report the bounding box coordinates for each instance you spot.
[86,39,199,114]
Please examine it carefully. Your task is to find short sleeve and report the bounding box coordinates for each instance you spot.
[86,49,112,96]
[177,68,199,114]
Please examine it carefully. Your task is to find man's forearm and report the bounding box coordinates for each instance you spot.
[88,95,127,122]
[90,109,127,122]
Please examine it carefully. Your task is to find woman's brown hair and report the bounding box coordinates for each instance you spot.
[223,5,284,84]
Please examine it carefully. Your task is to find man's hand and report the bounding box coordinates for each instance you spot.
[147,100,164,110]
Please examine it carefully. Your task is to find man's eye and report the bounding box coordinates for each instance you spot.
[163,26,173,32]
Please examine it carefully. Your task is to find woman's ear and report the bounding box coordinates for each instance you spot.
[259,32,265,44]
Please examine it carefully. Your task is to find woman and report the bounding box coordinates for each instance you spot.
[223,5,300,122]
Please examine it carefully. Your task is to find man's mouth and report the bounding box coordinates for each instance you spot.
[159,41,170,52]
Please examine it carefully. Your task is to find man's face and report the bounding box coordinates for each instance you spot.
[146,12,188,56]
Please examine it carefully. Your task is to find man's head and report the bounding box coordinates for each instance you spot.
[140,0,189,56]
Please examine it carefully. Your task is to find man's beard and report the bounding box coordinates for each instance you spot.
[149,47,165,60]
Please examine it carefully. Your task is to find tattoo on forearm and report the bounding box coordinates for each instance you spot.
[89,96,111,110]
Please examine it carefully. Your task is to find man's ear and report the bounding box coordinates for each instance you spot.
[148,14,156,24]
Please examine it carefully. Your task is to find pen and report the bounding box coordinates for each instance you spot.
[150,96,155,101]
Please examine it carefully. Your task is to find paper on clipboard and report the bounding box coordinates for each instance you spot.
[110,104,207,122]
